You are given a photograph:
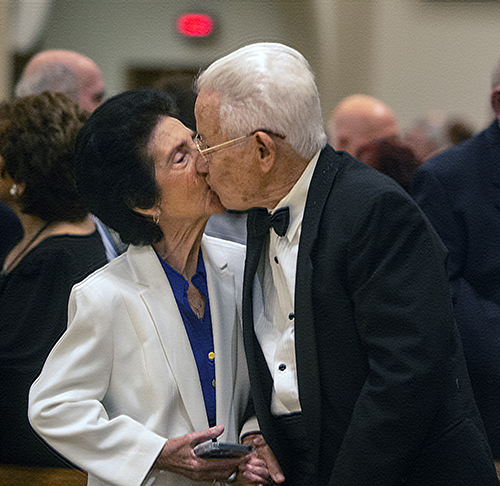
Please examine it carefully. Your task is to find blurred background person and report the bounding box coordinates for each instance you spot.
[15,49,105,114]
[0,201,22,265]
[403,110,476,164]
[328,94,399,156]
[14,48,125,261]
[447,116,475,146]
[355,136,420,192]
[29,89,276,486]
[411,55,500,475]
[0,92,107,468]
[329,94,419,191]
[403,110,450,163]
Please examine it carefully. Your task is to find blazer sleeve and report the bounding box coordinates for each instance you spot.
[28,280,166,486]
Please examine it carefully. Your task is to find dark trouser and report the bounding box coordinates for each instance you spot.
[273,413,315,486]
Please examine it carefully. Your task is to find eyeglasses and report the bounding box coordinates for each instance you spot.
[194,129,285,163]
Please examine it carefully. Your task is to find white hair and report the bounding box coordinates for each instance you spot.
[15,64,79,102]
[196,42,327,159]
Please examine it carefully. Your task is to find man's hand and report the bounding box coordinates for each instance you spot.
[154,425,246,482]
[238,433,285,485]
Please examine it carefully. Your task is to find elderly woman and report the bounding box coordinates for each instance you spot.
[0,92,107,468]
[28,89,271,486]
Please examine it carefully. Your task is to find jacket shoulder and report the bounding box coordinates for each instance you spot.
[417,122,499,179]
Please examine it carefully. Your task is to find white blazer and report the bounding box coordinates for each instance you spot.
[29,236,257,486]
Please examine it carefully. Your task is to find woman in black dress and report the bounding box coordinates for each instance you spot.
[0,92,107,467]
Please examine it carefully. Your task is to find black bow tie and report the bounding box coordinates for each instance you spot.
[250,207,290,238]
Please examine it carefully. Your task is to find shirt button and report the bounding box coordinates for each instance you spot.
[288,313,295,320]
[274,256,279,264]
[208,351,215,361]
[278,363,286,372]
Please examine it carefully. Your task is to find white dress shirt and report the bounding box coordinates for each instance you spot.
[254,151,320,415]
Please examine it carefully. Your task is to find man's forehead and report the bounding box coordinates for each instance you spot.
[196,90,220,114]
[195,91,222,135]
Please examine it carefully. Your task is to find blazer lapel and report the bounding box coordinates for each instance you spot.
[127,245,208,433]
[202,238,239,438]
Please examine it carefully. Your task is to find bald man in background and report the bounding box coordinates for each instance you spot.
[329,94,419,191]
[15,49,105,113]
[328,94,399,155]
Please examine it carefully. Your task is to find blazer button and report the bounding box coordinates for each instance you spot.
[278,363,286,372]
[274,256,279,264]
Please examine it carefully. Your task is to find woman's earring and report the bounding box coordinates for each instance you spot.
[9,184,19,197]
[153,208,161,225]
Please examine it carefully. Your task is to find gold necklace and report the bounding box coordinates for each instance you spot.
[2,222,51,275]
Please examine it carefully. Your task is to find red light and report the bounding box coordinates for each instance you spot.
[176,13,214,38]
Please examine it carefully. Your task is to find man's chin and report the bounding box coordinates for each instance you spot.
[207,182,243,211]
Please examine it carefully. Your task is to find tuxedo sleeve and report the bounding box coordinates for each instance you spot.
[330,188,457,484]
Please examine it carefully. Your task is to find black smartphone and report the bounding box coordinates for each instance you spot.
[194,441,252,459]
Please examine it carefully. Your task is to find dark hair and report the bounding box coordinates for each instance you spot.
[0,92,89,222]
[375,137,420,192]
[75,89,177,246]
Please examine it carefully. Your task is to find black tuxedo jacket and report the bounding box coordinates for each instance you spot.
[243,145,498,485]
[411,120,500,459]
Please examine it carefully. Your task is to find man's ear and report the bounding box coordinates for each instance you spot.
[254,131,276,174]
[491,87,500,120]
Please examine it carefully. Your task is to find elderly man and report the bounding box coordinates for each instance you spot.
[411,56,500,476]
[194,42,499,486]
[15,49,105,113]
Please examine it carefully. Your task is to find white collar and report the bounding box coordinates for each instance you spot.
[272,150,321,242]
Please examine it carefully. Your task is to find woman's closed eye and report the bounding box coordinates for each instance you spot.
[172,149,189,166]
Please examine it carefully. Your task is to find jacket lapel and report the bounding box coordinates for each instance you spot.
[201,238,239,439]
[243,210,275,414]
[295,145,340,462]
[127,245,208,433]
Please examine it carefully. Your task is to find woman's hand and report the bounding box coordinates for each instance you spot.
[236,433,285,485]
[154,425,246,482]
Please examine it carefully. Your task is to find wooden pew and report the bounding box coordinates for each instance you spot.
[0,464,87,486]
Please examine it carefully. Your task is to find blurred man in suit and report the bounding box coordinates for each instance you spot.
[411,55,500,475]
